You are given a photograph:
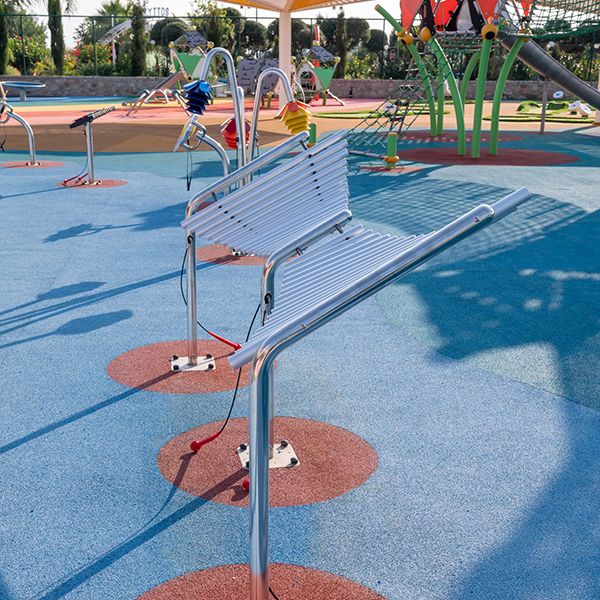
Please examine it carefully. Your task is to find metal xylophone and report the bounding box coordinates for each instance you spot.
[65,106,116,186]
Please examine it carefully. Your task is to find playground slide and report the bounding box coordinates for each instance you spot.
[501,36,600,110]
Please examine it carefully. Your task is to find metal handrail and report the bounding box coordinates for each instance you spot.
[248,67,296,162]
[0,100,37,164]
[175,116,231,177]
[198,47,247,169]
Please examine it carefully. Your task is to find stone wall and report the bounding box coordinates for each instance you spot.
[6,75,597,101]
[329,78,597,100]
[6,76,166,97]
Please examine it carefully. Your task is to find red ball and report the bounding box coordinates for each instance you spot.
[242,477,250,492]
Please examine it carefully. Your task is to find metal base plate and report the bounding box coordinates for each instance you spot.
[170,354,216,372]
[236,440,300,470]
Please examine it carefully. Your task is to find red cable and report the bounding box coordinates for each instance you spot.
[204,329,241,351]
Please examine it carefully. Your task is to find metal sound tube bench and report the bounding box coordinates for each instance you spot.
[226,187,531,600]
[179,130,352,372]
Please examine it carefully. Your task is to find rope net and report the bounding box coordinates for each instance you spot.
[502,0,600,39]
[347,51,433,155]
[347,38,478,158]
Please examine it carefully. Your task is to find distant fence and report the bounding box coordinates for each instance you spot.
[0,12,395,78]
[1,12,598,81]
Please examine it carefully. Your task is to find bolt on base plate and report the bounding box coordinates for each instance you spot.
[236,440,299,469]
[170,354,216,372]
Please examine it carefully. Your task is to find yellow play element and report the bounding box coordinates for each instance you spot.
[277,101,312,135]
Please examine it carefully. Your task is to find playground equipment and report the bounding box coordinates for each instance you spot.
[174,48,311,181]
[237,57,306,106]
[173,114,231,176]
[179,131,531,597]
[0,80,45,166]
[295,28,344,106]
[64,106,116,186]
[353,1,600,165]
[123,32,211,117]
[178,130,349,373]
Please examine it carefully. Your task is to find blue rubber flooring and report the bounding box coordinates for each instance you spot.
[0,127,599,600]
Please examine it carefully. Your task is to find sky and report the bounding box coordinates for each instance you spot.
[61,0,401,46]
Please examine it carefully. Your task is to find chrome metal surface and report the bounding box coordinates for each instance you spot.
[85,121,95,184]
[249,67,296,161]
[198,48,247,168]
[185,131,309,220]
[0,102,37,164]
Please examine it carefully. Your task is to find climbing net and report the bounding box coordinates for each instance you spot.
[502,0,600,39]
[347,53,432,154]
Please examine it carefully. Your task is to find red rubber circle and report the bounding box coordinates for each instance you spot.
[400,131,522,143]
[1,160,65,168]
[196,244,265,266]
[106,340,249,394]
[397,147,578,166]
[59,179,127,188]
[157,416,378,507]
[137,563,386,600]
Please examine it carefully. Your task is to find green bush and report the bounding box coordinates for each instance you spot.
[8,36,48,74]
[73,42,112,75]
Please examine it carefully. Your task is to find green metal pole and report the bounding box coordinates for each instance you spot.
[407,43,437,134]
[460,50,481,106]
[386,131,398,169]
[489,37,526,155]
[429,38,466,155]
[471,37,493,159]
[308,122,317,147]
[375,4,437,135]
[437,73,445,134]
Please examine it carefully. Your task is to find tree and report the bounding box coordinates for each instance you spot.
[345,17,370,49]
[130,1,146,75]
[317,17,335,49]
[241,19,267,56]
[8,14,46,42]
[1,0,32,74]
[0,0,9,74]
[267,18,311,56]
[365,28,385,54]
[74,0,132,46]
[47,0,65,73]
[224,7,243,56]
[189,0,235,49]
[149,17,188,46]
[335,8,346,78]
[317,11,370,57]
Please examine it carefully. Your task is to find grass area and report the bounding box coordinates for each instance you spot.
[490,99,595,123]
[485,114,594,123]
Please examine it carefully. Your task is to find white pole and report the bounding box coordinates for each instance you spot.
[111,15,116,71]
[278,11,292,98]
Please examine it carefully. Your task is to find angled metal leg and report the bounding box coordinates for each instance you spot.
[249,352,274,600]
[7,110,37,164]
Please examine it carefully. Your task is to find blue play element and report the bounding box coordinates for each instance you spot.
[183,80,213,115]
